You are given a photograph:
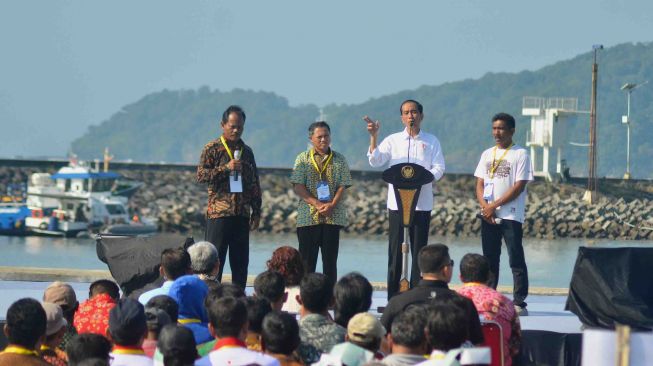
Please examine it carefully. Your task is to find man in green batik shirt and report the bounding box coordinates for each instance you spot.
[291,121,352,284]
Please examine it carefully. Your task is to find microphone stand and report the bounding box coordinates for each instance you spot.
[399,121,414,293]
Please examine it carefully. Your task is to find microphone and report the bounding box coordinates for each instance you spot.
[233,150,241,181]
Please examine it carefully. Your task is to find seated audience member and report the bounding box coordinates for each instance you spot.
[298,273,346,355]
[334,272,374,328]
[254,270,288,311]
[43,282,79,351]
[138,248,192,305]
[261,311,303,366]
[157,325,198,366]
[381,244,456,330]
[416,300,468,365]
[196,297,279,366]
[382,306,428,366]
[74,279,120,336]
[65,334,112,366]
[346,312,385,359]
[433,293,484,346]
[266,246,305,313]
[0,298,49,366]
[107,298,151,366]
[457,253,521,366]
[145,295,179,324]
[187,241,221,286]
[244,297,272,351]
[142,302,172,357]
[168,275,212,345]
[40,302,69,366]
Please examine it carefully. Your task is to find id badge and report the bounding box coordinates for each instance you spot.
[316,181,331,202]
[229,175,243,193]
[483,182,494,201]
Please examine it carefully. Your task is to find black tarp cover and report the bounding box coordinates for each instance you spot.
[96,234,194,298]
[565,246,653,330]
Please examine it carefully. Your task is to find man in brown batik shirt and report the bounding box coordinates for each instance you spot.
[197,105,262,289]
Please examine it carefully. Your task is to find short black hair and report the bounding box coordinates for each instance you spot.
[221,105,246,124]
[400,99,423,114]
[158,324,198,366]
[333,272,373,328]
[261,311,300,355]
[161,247,191,280]
[146,295,179,324]
[425,300,467,351]
[390,305,427,348]
[245,296,272,333]
[418,244,451,274]
[207,297,248,338]
[204,282,247,311]
[429,292,484,345]
[89,279,120,300]
[254,270,286,303]
[460,253,490,283]
[66,333,112,366]
[299,273,333,313]
[308,121,331,136]
[5,298,46,349]
[492,112,516,129]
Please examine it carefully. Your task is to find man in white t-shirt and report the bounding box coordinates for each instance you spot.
[365,99,446,299]
[474,112,533,316]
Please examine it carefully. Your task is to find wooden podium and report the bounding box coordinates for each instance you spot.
[382,163,434,292]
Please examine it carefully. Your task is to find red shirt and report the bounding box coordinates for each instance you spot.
[73,293,117,336]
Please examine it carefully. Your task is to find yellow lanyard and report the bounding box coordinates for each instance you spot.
[178,318,201,324]
[489,143,513,179]
[2,345,39,356]
[310,149,333,180]
[220,135,235,160]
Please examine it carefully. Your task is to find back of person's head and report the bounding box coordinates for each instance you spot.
[245,296,272,333]
[187,241,219,276]
[66,333,112,366]
[418,243,451,274]
[168,275,209,323]
[89,279,120,300]
[261,311,300,355]
[266,246,305,286]
[42,302,68,343]
[299,273,333,313]
[108,298,147,346]
[254,270,286,304]
[426,299,468,352]
[207,296,248,338]
[204,282,246,311]
[347,312,385,352]
[144,305,172,337]
[390,305,428,350]
[459,253,490,284]
[334,272,373,328]
[160,247,191,280]
[5,298,46,349]
[43,281,78,319]
[146,295,179,324]
[432,292,484,345]
[158,324,198,366]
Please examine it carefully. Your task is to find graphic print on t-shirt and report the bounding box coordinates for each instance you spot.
[485,160,511,179]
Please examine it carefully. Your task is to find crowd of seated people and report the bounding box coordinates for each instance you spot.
[0,242,517,366]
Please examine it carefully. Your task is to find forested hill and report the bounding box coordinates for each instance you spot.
[71,42,653,177]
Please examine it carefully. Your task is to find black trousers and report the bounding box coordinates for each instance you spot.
[388,210,431,299]
[481,219,529,307]
[297,224,341,285]
[205,216,249,289]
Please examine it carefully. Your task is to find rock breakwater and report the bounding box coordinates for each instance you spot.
[1,165,652,239]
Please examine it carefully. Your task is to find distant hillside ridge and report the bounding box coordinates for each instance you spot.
[71,42,653,177]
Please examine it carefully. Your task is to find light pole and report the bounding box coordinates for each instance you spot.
[620,81,648,180]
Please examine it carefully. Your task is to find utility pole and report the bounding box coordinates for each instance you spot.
[620,81,648,180]
[583,45,602,204]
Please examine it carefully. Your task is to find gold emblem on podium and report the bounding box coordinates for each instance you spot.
[401,166,414,179]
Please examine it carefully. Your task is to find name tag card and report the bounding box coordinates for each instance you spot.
[230,175,243,193]
[483,182,494,201]
[316,181,331,202]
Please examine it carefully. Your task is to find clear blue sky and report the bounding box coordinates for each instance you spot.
[1,0,652,157]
